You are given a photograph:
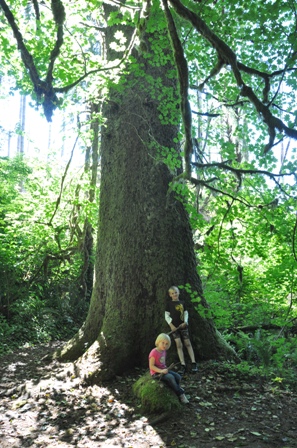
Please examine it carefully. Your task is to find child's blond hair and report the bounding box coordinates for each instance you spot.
[155,333,171,348]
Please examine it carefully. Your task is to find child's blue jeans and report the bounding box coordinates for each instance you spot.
[157,370,184,396]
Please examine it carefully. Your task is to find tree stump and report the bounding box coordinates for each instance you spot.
[133,371,181,414]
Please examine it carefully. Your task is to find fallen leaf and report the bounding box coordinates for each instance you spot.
[12,400,27,410]
[199,401,213,407]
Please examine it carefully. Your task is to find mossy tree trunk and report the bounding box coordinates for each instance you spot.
[56,4,234,381]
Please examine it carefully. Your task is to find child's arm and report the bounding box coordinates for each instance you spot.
[180,310,188,328]
[149,356,168,374]
[165,311,177,331]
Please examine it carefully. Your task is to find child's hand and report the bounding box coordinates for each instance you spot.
[161,368,168,374]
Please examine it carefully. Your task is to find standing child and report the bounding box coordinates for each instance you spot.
[149,333,189,404]
[165,285,198,375]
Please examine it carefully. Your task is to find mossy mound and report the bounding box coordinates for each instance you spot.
[133,371,181,414]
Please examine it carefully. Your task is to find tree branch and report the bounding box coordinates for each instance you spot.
[192,110,220,118]
[42,0,66,120]
[197,56,225,91]
[188,177,253,208]
[49,134,79,226]
[168,0,297,152]
[191,161,296,198]
[162,0,193,177]
[0,0,44,89]
[237,63,297,104]
[0,0,62,121]
[32,0,41,22]
[46,0,65,85]
[192,161,296,179]
[293,213,297,263]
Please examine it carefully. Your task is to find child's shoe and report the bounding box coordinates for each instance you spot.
[178,364,186,375]
[179,394,189,404]
[191,362,198,373]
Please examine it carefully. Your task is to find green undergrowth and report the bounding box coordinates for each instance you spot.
[208,359,297,393]
[221,330,297,391]
[0,305,86,356]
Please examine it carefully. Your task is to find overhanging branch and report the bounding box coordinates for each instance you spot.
[192,160,296,198]
[168,0,297,152]
[32,0,40,22]
[0,0,43,89]
[0,0,64,121]
[192,161,296,179]
[0,0,137,121]
[162,0,193,177]
[188,177,252,207]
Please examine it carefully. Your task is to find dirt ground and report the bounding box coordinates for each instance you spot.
[0,342,296,448]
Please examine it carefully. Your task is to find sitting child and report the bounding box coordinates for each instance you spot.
[148,333,189,404]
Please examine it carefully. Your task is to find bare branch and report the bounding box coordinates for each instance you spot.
[56,25,138,93]
[79,22,106,32]
[192,161,296,198]
[197,56,224,91]
[192,161,296,179]
[192,110,220,118]
[49,135,79,226]
[188,177,252,207]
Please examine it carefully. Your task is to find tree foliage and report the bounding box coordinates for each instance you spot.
[0,155,98,353]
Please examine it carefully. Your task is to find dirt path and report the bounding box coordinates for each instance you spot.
[0,343,296,447]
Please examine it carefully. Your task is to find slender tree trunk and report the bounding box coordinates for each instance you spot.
[79,102,100,302]
[17,94,26,155]
[56,5,235,381]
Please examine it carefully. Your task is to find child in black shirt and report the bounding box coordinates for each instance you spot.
[165,286,198,374]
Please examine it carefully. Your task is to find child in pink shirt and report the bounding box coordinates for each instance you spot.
[149,333,189,404]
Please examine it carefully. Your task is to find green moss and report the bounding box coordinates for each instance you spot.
[133,372,181,414]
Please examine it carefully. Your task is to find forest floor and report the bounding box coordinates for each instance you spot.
[0,342,297,448]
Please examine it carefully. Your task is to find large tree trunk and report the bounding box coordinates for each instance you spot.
[56,4,234,381]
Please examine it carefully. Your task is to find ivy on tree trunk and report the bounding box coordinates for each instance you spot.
[56,3,235,382]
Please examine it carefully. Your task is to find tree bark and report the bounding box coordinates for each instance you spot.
[56,4,235,381]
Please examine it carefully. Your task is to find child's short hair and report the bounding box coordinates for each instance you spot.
[168,285,179,293]
[155,333,171,348]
